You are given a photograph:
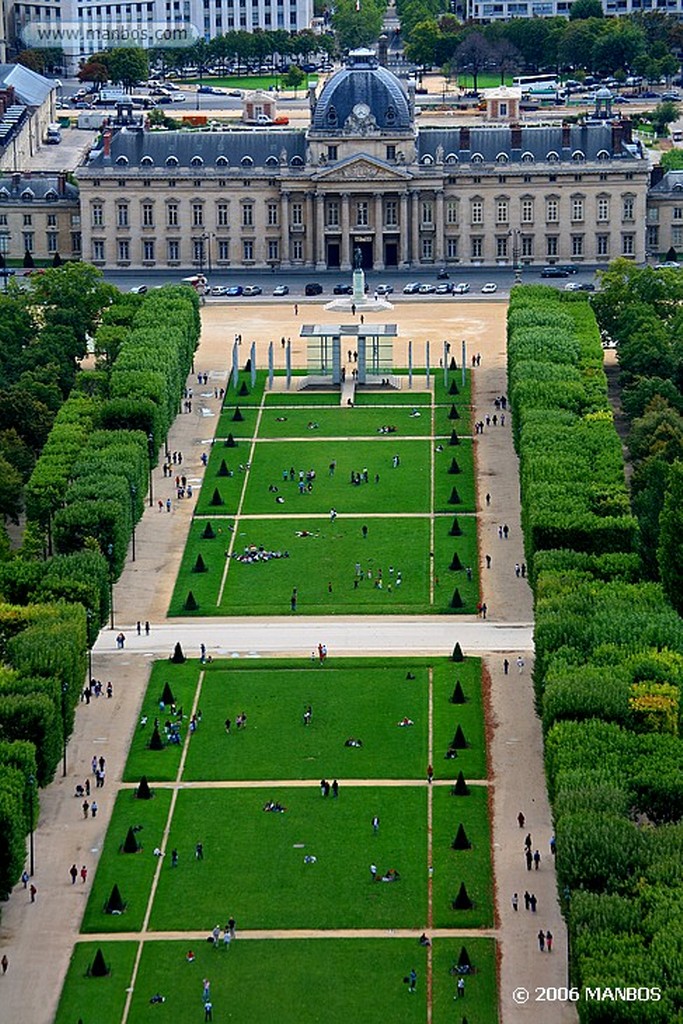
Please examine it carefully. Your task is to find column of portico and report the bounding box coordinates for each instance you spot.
[341,192,351,271]
[435,189,444,264]
[400,191,410,266]
[280,191,290,267]
[373,193,384,270]
[411,189,420,265]
[315,192,326,270]
[304,192,315,266]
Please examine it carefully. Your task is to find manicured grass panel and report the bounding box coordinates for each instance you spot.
[433,440,476,512]
[433,369,472,408]
[264,391,343,406]
[241,439,431,515]
[222,369,266,407]
[123,662,201,782]
[431,784,494,929]
[354,389,432,406]
[193,444,245,516]
[80,788,172,932]
[182,663,428,781]
[432,937,499,1024]
[128,939,427,1024]
[149,786,428,930]
[215,405,259,439]
[53,941,138,1024]
[256,406,434,439]
[433,514,480,616]
[167,517,231,616]
[432,659,487,779]
[217,516,431,615]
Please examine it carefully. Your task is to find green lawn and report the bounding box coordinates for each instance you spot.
[221,369,266,408]
[53,941,138,1024]
[433,368,472,407]
[181,663,429,781]
[432,938,499,1024]
[264,390,343,406]
[194,443,244,516]
[432,659,487,780]
[255,406,434,439]
[432,785,494,929]
[353,389,432,406]
[216,403,259,439]
[149,786,428,930]
[81,788,172,933]
[180,74,318,90]
[433,514,480,614]
[123,661,201,782]
[433,440,476,512]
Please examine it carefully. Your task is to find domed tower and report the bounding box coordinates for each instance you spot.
[308,48,416,166]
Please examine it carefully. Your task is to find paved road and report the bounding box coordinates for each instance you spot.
[94,618,535,659]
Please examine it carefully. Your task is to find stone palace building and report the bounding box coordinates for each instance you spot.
[76,50,651,273]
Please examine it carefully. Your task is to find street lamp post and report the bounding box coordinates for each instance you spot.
[28,773,35,876]
[107,543,114,629]
[148,433,154,507]
[86,608,93,685]
[513,228,522,285]
[61,682,68,778]
[130,483,137,562]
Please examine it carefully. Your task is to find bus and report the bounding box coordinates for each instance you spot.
[513,74,560,95]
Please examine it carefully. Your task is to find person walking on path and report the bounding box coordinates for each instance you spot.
[529,893,538,913]
[427,764,434,784]
[1,954,8,974]
[516,656,525,674]
[21,870,29,889]
[511,892,519,912]
[524,833,532,852]
[80,865,87,884]
[223,929,231,950]
[533,849,541,870]
[408,968,417,993]
[331,779,339,798]
[211,925,220,948]
[82,800,89,819]
[69,864,77,885]
[90,801,98,818]
[29,885,36,903]
[525,848,533,871]
[538,930,546,952]
[523,891,531,911]
[503,658,509,675]
[517,811,525,828]
[227,917,236,940]
[546,931,553,952]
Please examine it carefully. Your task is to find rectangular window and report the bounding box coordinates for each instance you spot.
[471,200,483,225]
[218,239,230,261]
[521,199,534,223]
[672,226,683,247]
[143,239,155,261]
[471,237,483,258]
[243,239,254,261]
[193,238,205,263]
[217,203,229,227]
[268,238,279,261]
[47,232,58,253]
[546,236,558,257]
[496,199,509,225]
[141,202,154,228]
[674,207,683,221]
[622,196,635,221]
[167,203,179,227]
[242,204,253,228]
[496,236,508,258]
[327,145,337,161]
[267,202,278,227]
[23,231,34,252]
[597,197,609,222]
[422,237,433,259]
[356,201,369,226]
[622,234,635,255]
[546,199,558,223]
[521,235,534,258]
[117,239,130,261]
[447,237,459,259]
[446,201,458,226]
[47,213,57,228]
[292,238,303,260]
[421,201,433,225]
[571,198,584,222]
[385,200,398,227]
[116,203,128,228]
[292,202,303,226]
[23,214,32,227]
[192,203,204,228]
[167,239,179,261]
[647,225,659,249]
[596,234,609,256]
[327,201,340,227]
[92,239,105,261]
[572,235,584,257]
[386,144,396,160]
[0,215,6,226]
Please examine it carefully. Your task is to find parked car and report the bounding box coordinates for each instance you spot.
[578,282,596,291]
[403,281,421,294]
[273,284,289,295]
[305,282,323,296]
[227,89,243,97]
[452,282,470,294]
[376,284,394,295]
[211,285,228,296]
[225,285,243,296]
[564,281,582,291]
[541,266,569,278]
[481,282,498,293]
[129,284,148,294]
[655,261,680,269]
[197,85,214,93]
[436,282,454,294]
[242,285,262,296]
[555,264,579,275]
[418,283,436,293]
[333,283,353,295]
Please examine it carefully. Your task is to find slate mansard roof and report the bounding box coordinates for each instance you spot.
[417,124,644,165]
[86,128,308,171]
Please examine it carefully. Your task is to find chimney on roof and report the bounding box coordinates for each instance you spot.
[460,126,470,150]
[562,124,571,150]
[57,172,65,196]
[11,173,20,194]
[102,129,112,159]
[612,121,623,154]
[650,165,664,187]
[510,124,522,150]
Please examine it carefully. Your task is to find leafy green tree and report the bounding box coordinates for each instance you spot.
[453,32,491,92]
[282,66,306,92]
[650,100,680,137]
[332,0,384,51]
[659,148,683,172]
[658,460,683,614]
[569,0,603,18]
[28,263,116,348]
[558,19,600,72]
[106,47,149,90]
[592,20,646,75]
[78,60,109,86]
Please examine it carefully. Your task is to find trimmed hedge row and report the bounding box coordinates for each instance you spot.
[509,287,683,1020]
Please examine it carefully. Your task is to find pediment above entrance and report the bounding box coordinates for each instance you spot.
[313,156,411,182]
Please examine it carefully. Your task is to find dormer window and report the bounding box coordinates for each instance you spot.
[445,153,458,164]
[496,152,509,164]
[165,155,179,167]
[265,155,278,166]
[327,104,338,127]
[216,155,229,167]
[140,155,154,166]
[547,151,559,163]
[45,189,58,202]
[385,105,396,124]
[190,155,204,167]
[471,153,484,164]
[521,152,534,163]
[240,155,253,167]
[21,188,34,200]
[115,155,128,166]
[597,150,610,161]
[572,150,585,162]
[290,155,304,167]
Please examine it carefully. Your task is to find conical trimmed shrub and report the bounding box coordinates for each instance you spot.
[136,776,152,800]
[450,680,466,704]
[105,884,125,914]
[452,824,472,850]
[448,404,460,420]
[149,724,164,750]
[458,946,472,970]
[193,553,208,574]
[161,681,175,705]
[184,591,199,611]
[450,552,462,571]
[90,948,109,977]
[449,355,457,371]
[202,522,216,539]
[452,724,468,749]
[448,487,461,505]
[209,488,224,507]
[448,458,461,474]
[451,588,464,609]
[123,826,140,853]
[449,429,460,446]
[217,459,230,477]
[452,771,469,796]
[449,380,459,395]
[449,517,462,537]
[225,434,237,448]
[171,642,185,664]
[452,882,473,910]
[452,642,464,662]
[232,406,244,422]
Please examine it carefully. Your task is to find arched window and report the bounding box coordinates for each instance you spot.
[140,155,154,166]
[216,155,229,167]
[265,155,278,166]
[471,153,484,164]
[290,155,304,167]
[445,153,458,164]
[572,150,585,162]
[190,155,204,167]
[115,155,128,166]
[165,155,179,167]
[546,151,559,163]
[421,154,434,165]
[597,149,610,161]
[495,152,509,164]
[521,151,535,163]
[240,155,253,167]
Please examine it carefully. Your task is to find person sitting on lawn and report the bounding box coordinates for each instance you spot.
[344,737,363,748]
[186,950,196,962]
[381,868,401,882]
[398,717,415,727]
